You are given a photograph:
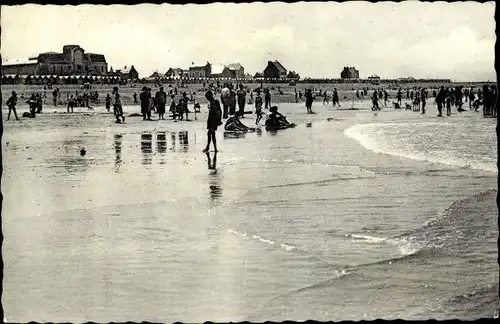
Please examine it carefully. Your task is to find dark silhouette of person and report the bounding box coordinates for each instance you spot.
[140,87,151,120]
[105,94,111,112]
[203,90,222,153]
[6,91,19,121]
[237,84,246,115]
[305,89,315,113]
[435,86,446,117]
[155,87,167,120]
[264,88,271,109]
[420,88,426,114]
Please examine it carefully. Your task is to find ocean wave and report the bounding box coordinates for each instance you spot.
[227,229,297,252]
[347,233,424,256]
[344,123,497,174]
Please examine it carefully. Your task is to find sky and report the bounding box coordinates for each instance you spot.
[1,2,496,81]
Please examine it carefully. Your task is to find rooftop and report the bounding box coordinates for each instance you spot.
[2,57,38,66]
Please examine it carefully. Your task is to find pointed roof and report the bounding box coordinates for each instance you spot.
[227,63,243,70]
[269,60,286,73]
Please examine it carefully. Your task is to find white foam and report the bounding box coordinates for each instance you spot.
[349,233,422,256]
[228,229,296,251]
[344,123,497,174]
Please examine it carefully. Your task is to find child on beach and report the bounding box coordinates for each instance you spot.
[169,95,177,120]
[445,89,452,116]
[255,91,264,125]
[203,90,222,153]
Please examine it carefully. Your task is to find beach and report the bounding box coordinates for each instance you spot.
[2,95,498,321]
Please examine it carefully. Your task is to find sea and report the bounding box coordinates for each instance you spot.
[1,98,498,322]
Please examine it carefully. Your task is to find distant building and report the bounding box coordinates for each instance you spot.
[188,62,211,78]
[149,71,165,79]
[368,74,380,80]
[254,72,264,78]
[340,66,359,79]
[210,63,245,79]
[112,65,139,80]
[165,68,183,78]
[1,45,108,76]
[263,60,287,79]
[225,63,245,79]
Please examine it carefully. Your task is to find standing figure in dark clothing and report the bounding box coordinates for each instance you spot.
[406,89,410,99]
[264,88,271,110]
[383,89,389,106]
[435,86,445,117]
[237,84,246,115]
[420,88,426,114]
[295,88,298,103]
[482,84,491,116]
[105,94,111,111]
[229,87,237,116]
[468,88,475,109]
[6,91,19,121]
[305,89,315,114]
[371,90,380,111]
[113,87,125,123]
[332,88,340,107]
[133,92,138,104]
[27,94,37,118]
[397,88,402,106]
[445,88,452,116]
[155,87,167,120]
[455,86,464,112]
[52,88,58,106]
[140,87,151,120]
[203,90,222,153]
[67,95,75,113]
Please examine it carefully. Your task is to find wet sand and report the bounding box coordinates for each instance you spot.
[2,99,497,321]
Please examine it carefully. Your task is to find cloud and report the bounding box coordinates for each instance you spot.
[1,2,495,81]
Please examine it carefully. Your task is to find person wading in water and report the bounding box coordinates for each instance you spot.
[203,90,222,153]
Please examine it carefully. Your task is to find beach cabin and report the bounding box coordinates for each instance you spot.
[263,61,287,79]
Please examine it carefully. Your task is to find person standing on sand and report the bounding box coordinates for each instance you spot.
[203,90,222,153]
[371,90,380,111]
[169,95,177,120]
[180,92,194,121]
[305,89,315,114]
[140,87,151,121]
[133,92,138,104]
[254,90,264,125]
[112,87,125,123]
[105,94,111,112]
[229,86,237,116]
[6,91,19,121]
[237,84,246,115]
[435,86,445,117]
[67,95,75,113]
[264,88,271,110]
[221,84,230,119]
[52,88,58,106]
[332,88,340,107]
[445,88,452,116]
[397,88,402,106]
[155,86,167,120]
[420,88,426,114]
[384,89,389,106]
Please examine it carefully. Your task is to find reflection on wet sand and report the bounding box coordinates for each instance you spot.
[223,132,247,139]
[178,131,189,152]
[157,132,167,164]
[114,134,123,171]
[206,152,222,202]
[141,133,153,165]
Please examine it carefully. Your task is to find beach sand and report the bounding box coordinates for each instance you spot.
[2,96,497,321]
